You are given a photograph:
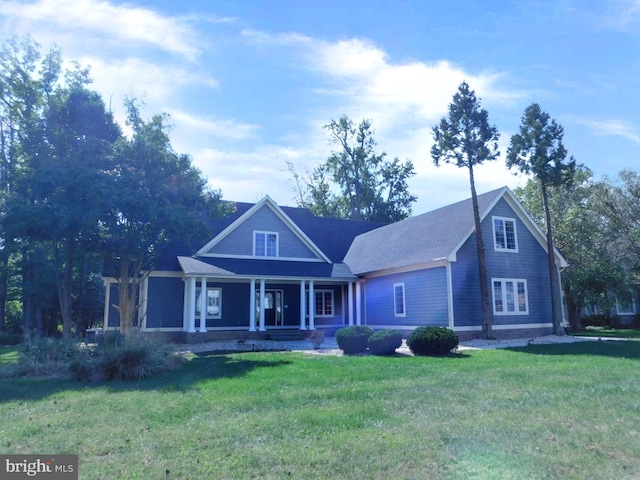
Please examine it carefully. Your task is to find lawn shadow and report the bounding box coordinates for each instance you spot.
[0,352,292,403]
[505,340,640,360]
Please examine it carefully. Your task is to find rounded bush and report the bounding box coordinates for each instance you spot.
[335,325,374,354]
[368,329,403,356]
[407,326,459,356]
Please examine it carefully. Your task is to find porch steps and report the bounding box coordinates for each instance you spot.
[268,330,306,342]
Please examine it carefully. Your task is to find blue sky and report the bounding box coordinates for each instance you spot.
[0,0,638,213]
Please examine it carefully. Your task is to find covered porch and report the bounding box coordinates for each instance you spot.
[178,257,364,333]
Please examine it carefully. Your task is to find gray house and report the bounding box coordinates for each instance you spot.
[103,186,567,339]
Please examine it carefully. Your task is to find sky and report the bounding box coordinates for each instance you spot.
[0,0,638,214]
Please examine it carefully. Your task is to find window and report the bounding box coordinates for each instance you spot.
[394,283,406,317]
[616,294,636,315]
[254,231,278,257]
[308,290,333,317]
[196,287,222,319]
[492,279,528,315]
[493,216,518,252]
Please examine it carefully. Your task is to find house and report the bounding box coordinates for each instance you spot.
[102,186,568,340]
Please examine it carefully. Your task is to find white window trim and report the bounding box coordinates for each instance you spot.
[393,283,406,317]
[616,295,636,315]
[308,289,334,317]
[492,278,529,316]
[253,230,279,257]
[196,287,222,319]
[493,216,519,253]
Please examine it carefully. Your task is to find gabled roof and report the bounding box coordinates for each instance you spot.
[196,196,386,264]
[197,196,332,262]
[344,186,568,275]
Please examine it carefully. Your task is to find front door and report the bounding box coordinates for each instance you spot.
[256,289,284,327]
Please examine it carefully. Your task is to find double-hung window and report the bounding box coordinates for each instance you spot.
[394,283,406,317]
[492,279,528,315]
[616,293,636,315]
[493,216,518,252]
[254,231,278,257]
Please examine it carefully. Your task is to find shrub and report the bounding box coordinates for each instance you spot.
[368,329,403,356]
[0,331,23,346]
[581,314,610,328]
[2,338,82,378]
[335,325,374,354]
[1,331,181,382]
[407,326,459,356]
[71,331,181,382]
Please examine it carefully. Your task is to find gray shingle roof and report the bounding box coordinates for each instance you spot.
[344,187,507,275]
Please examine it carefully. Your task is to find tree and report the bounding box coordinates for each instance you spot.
[431,82,500,339]
[594,170,640,281]
[0,36,64,335]
[515,166,624,330]
[290,116,416,222]
[507,103,576,335]
[102,99,213,334]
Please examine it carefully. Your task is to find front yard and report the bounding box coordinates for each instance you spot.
[1,340,639,479]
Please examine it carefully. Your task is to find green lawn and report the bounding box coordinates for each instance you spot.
[1,341,640,479]
[573,326,640,339]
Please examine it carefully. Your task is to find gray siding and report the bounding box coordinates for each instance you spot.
[205,205,318,259]
[365,267,448,327]
[452,198,553,327]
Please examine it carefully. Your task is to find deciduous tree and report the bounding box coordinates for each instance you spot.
[290,116,416,223]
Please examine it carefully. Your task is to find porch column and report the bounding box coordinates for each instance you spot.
[199,277,207,332]
[355,281,362,325]
[182,279,189,331]
[188,277,197,333]
[309,280,316,330]
[299,280,307,330]
[348,282,354,326]
[249,279,256,331]
[259,279,266,331]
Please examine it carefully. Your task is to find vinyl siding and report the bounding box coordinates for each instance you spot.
[365,267,448,327]
[145,277,184,329]
[452,198,554,328]
[205,205,319,259]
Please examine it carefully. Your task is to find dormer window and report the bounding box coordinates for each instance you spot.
[254,231,278,257]
[493,216,518,252]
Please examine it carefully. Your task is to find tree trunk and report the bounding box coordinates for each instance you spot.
[0,249,7,332]
[469,164,493,339]
[54,241,74,340]
[541,181,564,335]
[116,259,143,335]
[76,257,89,335]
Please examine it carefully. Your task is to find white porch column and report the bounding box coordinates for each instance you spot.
[299,280,307,330]
[199,277,207,332]
[249,279,256,331]
[355,281,362,325]
[309,280,316,330]
[259,279,266,331]
[188,277,197,333]
[348,282,354,326]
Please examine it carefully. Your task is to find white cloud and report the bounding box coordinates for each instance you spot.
[0,0,200,58]
[604,0,640,29]
[573,117,640,144]
[166,109,259,140]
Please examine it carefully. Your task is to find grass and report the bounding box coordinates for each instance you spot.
[572,326,640,339]
[0,345,18,364]
[1,341,640,479]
